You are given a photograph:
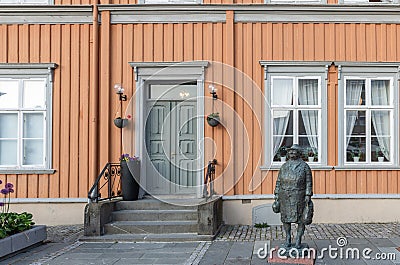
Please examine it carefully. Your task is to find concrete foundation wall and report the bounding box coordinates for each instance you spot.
[223,199,400,225]
[9,203,86,225]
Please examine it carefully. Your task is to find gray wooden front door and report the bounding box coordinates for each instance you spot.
[145,100,198,195]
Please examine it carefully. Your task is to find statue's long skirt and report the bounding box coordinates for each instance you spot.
[278,189,306,224]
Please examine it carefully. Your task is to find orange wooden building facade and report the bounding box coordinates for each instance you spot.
[1,3,400,223]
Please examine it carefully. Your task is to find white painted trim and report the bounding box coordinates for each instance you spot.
[0,6,93,24]
[0,169,56,174]
[338,64,400,167]
[222,194,400,200]
[8,198,87,203]
[98,5,400,24]
[110,11,226,24]
[262,63,328,168]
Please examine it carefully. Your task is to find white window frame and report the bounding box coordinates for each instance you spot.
[339,0,397,4]
[338,63,399,169]
[0,0,53,4]
[138,0,201,4]
[266,0,325,4]
[0,63,57,173]
[260,62,329,169]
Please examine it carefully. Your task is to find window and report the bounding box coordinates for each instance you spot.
[0,0,51,4]
[271,77,321,163]
[260,62,328,167]
[338,63,399,167]
[267,0,325,3]
[139,0,200,4]
[340,0,396,4]
[0,64,56,171]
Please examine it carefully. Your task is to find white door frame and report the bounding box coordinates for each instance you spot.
[134,72,205,198]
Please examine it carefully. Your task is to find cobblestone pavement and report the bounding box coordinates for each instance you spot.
[216,223,400,241]
[1,223,399,265]
[46,224,84,243]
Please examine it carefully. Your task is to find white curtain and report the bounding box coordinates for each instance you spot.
[298,79,318,153]
[272,79,293,156]
[371,80,390,160]
[346,80,364,146]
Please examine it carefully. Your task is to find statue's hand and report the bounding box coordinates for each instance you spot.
[305,195,311,203]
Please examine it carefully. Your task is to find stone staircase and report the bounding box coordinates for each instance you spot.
[83,197,223,242]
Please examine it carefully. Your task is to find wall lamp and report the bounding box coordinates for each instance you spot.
[114,84,127,101]
[209,84,218,100]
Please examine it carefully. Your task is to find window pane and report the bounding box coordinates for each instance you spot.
[23,139,43,165]
[23,113,44,138]
[273,110,293,136]
[371,80,390,106]
[346,110,366,136]
[346,137,366,162]
[299,110,318,136]
[0,113,18,138]
[272,78,293,105]
[372,137,390,162]
[0,140,17,165]
[371,110,390,136]
[298,79,318,105]
[149,84,197,100]
[273,136,292,162]
[23,80,46,108]
[299,137,318,162]
[0,80,19,109]
[346,80,365,106]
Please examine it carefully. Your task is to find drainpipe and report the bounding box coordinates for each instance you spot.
[91,0,100,183]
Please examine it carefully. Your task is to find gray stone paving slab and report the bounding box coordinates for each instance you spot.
[368,238,397,247]
[389,238,400,246]
[113,258,157,264]
[226,242,254,260]
[78,243,115,248]
[153,257,188,264]
[46,258,119,265]
[98,252,145,259]
[141,252,192,259]
[224,258,251,265]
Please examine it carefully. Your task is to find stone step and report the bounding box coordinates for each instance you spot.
[112,209,198,221]
[80,233,214,242]
[104,220,198,234]
[115,200,198,211]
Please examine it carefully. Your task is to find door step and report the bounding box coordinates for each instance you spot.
[104,220,198,234]
[112,209,198,221]
[80,233,214,242]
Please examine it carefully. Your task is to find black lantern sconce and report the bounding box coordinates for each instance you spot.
[114,84,127,101]
[209,84,218,100]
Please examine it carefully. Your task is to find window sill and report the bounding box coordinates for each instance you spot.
[261,165,334,171]
[0,169,56,175]
[334,166,400,170]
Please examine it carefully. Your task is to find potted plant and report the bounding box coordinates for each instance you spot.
[376,148,385,162]
[307,149,315,162]
[351,148,361,162]
[114,117,128,128]
[0,181,45,258]
[278,146,287,162]
[206,112,220,127]
[119,154,140,201]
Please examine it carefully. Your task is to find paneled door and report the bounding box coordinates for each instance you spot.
[145,84,198,195]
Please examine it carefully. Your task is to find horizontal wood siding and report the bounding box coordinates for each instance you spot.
[0,21,400,198]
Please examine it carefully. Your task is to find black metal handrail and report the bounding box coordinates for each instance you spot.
[88,163,122,203]
[203,159,217,198]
